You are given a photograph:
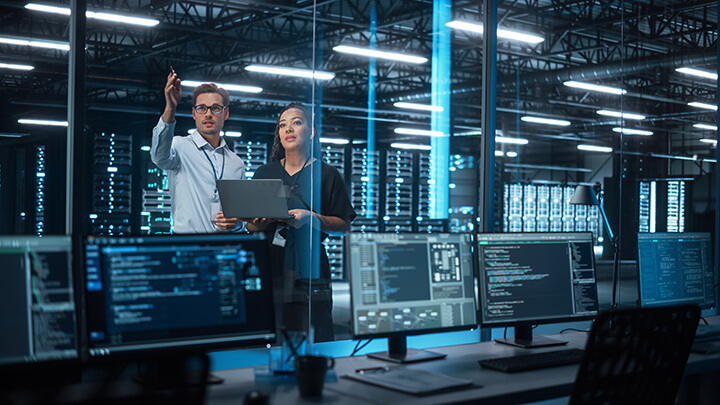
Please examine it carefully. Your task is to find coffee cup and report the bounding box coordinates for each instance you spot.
[294,355,335,397]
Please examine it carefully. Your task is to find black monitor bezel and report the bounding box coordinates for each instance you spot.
[0,235,83,389]
[346,232,478,341]
[476,231,600,330]
[636,231,716,310]
[79,232,276,362]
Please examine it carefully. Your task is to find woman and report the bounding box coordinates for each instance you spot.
[216,102,356,342]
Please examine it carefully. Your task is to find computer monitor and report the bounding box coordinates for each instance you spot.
[0,236,79,384]
[637,232,715,309]
[347,232,477,363]
[82,233,276,362]
[476,232,600,348]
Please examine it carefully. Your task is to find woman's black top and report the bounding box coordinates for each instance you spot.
[252,159,356,281]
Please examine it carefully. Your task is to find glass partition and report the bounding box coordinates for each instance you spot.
[493,1,718,312]
[1,0,716,355]
[0,3,71,235]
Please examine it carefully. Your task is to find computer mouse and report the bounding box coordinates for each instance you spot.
[244,390,270,405]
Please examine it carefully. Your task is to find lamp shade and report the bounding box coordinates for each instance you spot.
[569,185,600,206]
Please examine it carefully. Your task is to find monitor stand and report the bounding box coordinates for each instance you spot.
[494,325,568,349]
[366,335,447,364]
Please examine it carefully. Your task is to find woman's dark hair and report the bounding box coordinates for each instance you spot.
[269,102,319,162]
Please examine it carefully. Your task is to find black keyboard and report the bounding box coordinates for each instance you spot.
[695,324,720,340]
[479,348,585,373]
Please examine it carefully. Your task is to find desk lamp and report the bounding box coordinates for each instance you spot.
[570,185,620,310]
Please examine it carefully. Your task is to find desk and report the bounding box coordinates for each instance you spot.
[207,322,720,405]
[208,331,580,405]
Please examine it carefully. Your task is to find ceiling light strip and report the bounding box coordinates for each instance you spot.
[577,144,613,153]
[596,110,645,120]
[25,3,159,27]
[181,80,262,94]
[521,116,571,126]
[390,143,431,150]
[333,45,427,64]
[393,102,443,112]
[564,80,626,95]
[0,62,34,70]
[245,64,334,81]
[676,67,718,80]
[394,128,445,137]
[445,21,544,44]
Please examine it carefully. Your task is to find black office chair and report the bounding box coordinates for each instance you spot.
[569,304,700,405]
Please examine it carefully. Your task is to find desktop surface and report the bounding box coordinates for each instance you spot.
[6,319,720,405]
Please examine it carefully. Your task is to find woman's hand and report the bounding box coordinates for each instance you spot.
[286,209,313,229]
[245,217,274,232]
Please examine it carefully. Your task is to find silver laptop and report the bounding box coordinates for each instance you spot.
[216,179,292,219]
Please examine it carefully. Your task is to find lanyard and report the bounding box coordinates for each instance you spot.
[284,155,311,196]
[201,146,225,192]
[284,155,313,211]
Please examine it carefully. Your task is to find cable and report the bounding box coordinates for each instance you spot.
[560,328,587,333]
[350,339,373,357]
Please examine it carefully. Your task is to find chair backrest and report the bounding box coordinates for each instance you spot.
[569,304,700,405]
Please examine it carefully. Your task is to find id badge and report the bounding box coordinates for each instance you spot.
[273,225,287,247]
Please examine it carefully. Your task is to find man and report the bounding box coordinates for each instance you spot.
[150,70,245,233]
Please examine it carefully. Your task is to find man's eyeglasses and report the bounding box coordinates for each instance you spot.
[193,104,227,115]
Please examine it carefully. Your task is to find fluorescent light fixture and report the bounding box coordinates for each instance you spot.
[0,36,69,51]
[688,102,718,111]
[333,45,427,64]
[596,109,645,120]
[394,128,445,137]
[700,138,717,144]
[445,21,544,44]
[181,80,262,93]
[320,137,350,144]
[24,3,69,15]
[455,130,482,136]
[494,150,504,157]
[521,116,571,126]
[651,153,697,161]
[676,67,717,80]
[506,151,518,158]
[140,145,151,151]
[498,29,544,44]
[0,62,34,70]
[18,119,68,127]
[86,11,159,27]
[26,3,159,27]
[564,80,626,95]
[577,144,613,153]
[612,127,653,136]
[693,123,718,131]
[496,136,529,145]
[393,102,443,112]
[390,143,432,150]
[245,64,335,81]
